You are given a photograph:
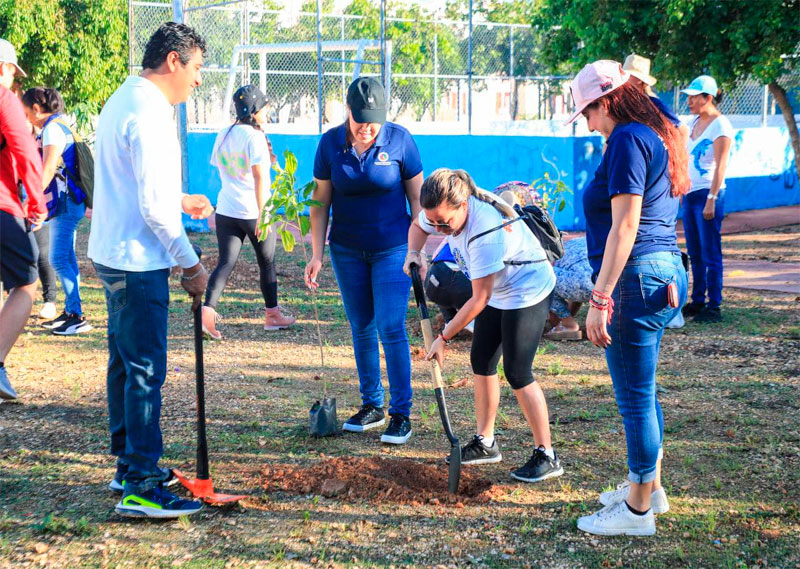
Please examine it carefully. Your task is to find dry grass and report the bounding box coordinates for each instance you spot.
[0,224,798,569]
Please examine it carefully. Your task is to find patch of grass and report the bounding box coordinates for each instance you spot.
[35,514,95,537]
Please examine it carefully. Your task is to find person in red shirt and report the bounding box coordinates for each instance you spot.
[0,38,46,400]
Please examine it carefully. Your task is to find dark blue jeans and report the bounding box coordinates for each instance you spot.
[94,263,170,494]
[606,252,687,484]
[329,242,412,417]
[682,189,725,309]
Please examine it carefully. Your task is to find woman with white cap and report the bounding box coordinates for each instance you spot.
[566,60,689,536]
[622,54,689,143]
[201,84,295,339]
[680,75,733,323]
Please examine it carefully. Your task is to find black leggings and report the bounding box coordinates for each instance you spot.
[204,213,278,309]
[34,223,57,303]
[470,292,553,390]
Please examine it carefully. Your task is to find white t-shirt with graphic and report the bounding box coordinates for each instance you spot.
[686,115,734,192]
[418,196,555,310]
[41,120,73,196]
[210,124,271,219]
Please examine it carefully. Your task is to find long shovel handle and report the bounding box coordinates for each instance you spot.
[191,245,210,481]
[410,264,459,447]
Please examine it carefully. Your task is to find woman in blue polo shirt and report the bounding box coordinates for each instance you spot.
[304,77,423,445]
[566,61,689,537]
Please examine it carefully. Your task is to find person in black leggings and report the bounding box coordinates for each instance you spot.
[204,214,279,315]
[201,85,295,338]
[406,168,563,484]
[34,222,58,317]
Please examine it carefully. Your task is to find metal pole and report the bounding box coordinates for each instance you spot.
[172,0,189,196]
[467,0,473,134]
[673,86,679,116]
[341,14,345,113]
[509,27,514,120]
[128,0,134,75]
[761,84,768,127]
[380,0,386,85]
[316,0,323,134]
[433,21,438,122]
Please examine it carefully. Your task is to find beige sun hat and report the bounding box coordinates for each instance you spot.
[622,53,656,87]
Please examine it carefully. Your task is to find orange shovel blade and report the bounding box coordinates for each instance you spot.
[173,469,247,504]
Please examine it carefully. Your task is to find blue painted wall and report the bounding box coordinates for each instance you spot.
[187,126,797,232]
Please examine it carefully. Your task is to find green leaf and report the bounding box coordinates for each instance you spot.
[298,215,311,236]
[279,229,296,252]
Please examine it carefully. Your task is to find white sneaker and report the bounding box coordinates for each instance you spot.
[577,501,656,536]
[39,302,57,320]
[598,480,670,514]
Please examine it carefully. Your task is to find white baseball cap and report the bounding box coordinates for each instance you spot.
[565,60,629,125]
[0,38,27,78]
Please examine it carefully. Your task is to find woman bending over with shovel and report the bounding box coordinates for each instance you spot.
[405,168,563,483]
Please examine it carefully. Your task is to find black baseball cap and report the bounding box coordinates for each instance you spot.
[233,85,267,120]
[346,77,386,124]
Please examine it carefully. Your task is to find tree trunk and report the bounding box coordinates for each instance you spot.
[768,81,800,180]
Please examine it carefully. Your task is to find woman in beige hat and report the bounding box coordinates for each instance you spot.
[623,54,689,143]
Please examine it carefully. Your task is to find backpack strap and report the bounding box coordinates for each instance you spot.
[466,211,548,265]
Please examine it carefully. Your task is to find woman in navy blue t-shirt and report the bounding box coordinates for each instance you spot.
[304,78,423,445]
[566,61,690,537]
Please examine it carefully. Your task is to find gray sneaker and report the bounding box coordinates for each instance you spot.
[0,366,18,401]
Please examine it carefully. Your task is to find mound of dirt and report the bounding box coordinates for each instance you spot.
[260,457,497,505]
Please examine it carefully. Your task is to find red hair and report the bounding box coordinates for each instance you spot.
[594,82,690,197]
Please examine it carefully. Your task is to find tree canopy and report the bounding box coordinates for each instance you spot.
[532,0,800,174]
[0,0,128,129]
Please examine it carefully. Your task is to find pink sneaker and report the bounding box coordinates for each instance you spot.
[264,306,295,330]
[201,306,223,340]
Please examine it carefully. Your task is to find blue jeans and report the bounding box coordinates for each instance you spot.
[329,242,412,417]
[682,189,724,309]
[606,251,687,484]
[50,196,85,315]
[94,263,170,494]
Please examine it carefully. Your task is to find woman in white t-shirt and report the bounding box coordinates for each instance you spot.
[201,85,294,339]
[680,75,733,323]
[22,87,92,336]
[406,168,563,484]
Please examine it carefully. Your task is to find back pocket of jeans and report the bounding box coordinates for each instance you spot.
[97,271,127,313]
[639,273,673,315]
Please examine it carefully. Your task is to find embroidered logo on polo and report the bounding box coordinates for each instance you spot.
[374,151,392,166]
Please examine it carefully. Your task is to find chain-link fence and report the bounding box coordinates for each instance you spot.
[130,0,798,134]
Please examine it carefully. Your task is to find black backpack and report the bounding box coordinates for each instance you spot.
[467,202,564,264]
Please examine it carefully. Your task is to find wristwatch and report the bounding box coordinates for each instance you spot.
[706,194,718,200]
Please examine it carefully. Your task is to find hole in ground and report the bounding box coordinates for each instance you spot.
[260,457,497,505]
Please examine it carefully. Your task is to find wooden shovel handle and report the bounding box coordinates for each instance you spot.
[420,317,445,390]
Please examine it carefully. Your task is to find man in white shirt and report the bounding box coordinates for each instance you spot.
[89,22,213,519]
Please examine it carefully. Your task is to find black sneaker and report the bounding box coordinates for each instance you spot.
[380,414,412,444]
[342,405,385,432]
[681,302,704,317]
[51,314,92,335]
[510,446,564,483]
[446,435,502,465]
[41,311,69,330]
[693,306,722,323]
